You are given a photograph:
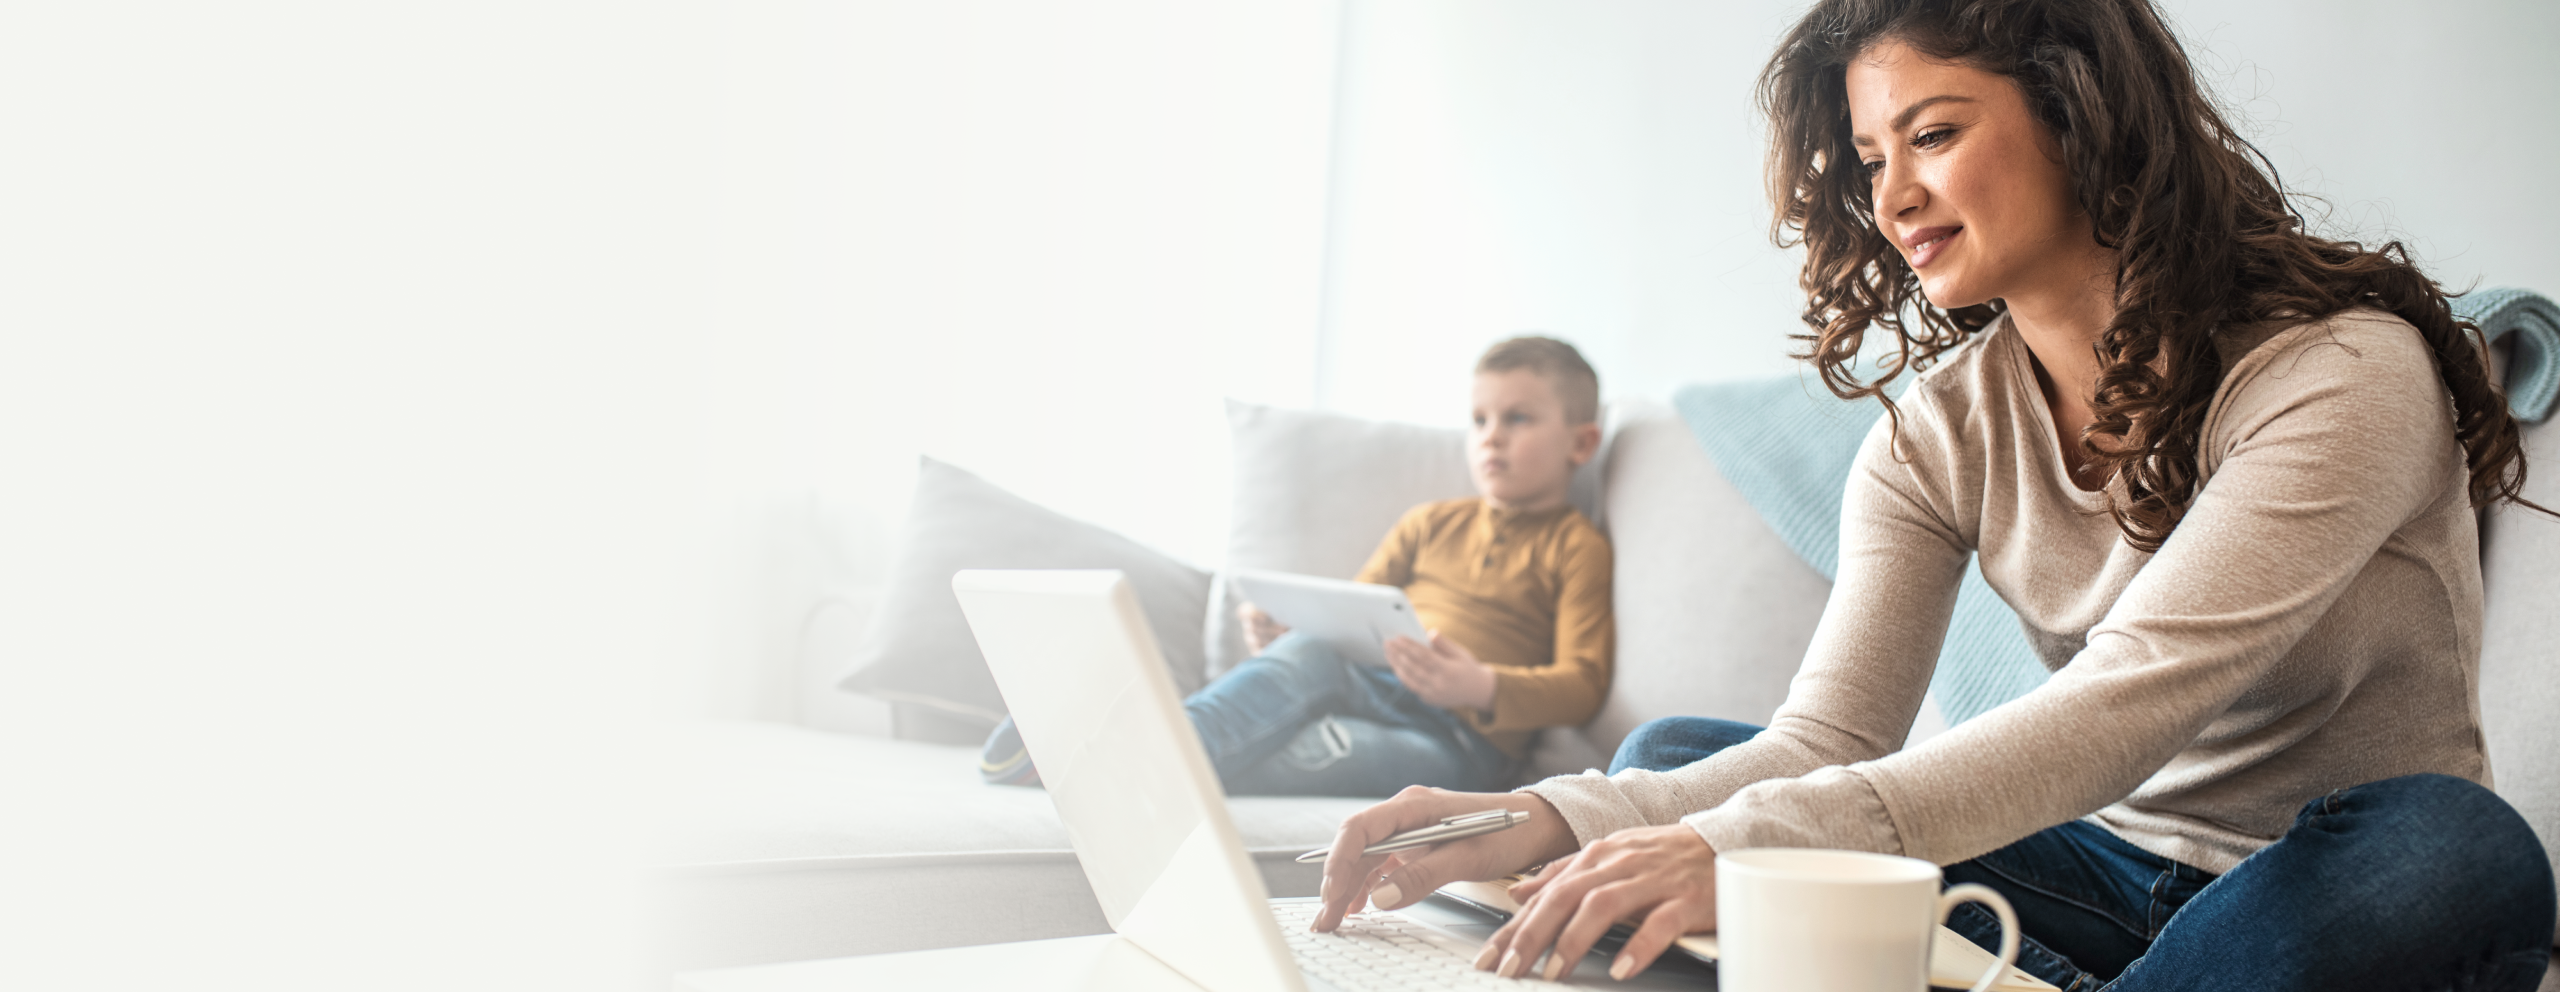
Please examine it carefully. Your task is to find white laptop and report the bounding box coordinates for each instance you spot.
[1225,568,1429,668]
[953,569,1711,991]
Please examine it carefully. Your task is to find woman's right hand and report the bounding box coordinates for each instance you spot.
[1311,786,1580,933]
[1238,603,1289,654]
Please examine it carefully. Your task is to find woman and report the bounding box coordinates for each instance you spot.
[1304,0,2558,989]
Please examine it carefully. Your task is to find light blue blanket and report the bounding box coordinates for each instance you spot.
[1678,287,2558,727]
[2456,287,2559,423]
[1674,378,2050,727]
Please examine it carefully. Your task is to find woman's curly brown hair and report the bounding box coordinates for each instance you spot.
[1760,0,2539,551]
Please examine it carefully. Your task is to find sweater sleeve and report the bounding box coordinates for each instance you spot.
[1524,411,1969,844]
[1352,506,1425,588]
[1475,522,1614,736]
[1678,321,2459,865]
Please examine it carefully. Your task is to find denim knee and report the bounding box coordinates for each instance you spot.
[1609,717,1763,774]
[2302,773,2556,946]
[1252,632,1355,682]
[2302,774,2540,859]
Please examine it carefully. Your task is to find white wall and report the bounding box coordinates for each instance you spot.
[2157,0,2560,294]
[1318,0,1817,427]
[6,4,715,989]
[689,0,1343,721]
[1317,0,2560,428]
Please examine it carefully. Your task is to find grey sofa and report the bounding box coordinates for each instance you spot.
[647,397,2560,988]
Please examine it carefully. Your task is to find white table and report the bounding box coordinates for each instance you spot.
[670,905,2058,992]
[673,934,1210,992]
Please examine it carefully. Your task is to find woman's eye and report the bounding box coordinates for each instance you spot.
[1911,126,1954,149]
[1862,158,1885,177]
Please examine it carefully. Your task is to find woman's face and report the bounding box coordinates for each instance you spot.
[1846,40,2092,310]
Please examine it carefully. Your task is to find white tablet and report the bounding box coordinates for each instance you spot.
[1227,568,1428,668]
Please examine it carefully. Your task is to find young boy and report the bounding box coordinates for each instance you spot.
[982,336,1614,796]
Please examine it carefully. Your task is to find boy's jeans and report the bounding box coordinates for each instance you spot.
[1611,717,2557,992]
[1183,632,1514,797]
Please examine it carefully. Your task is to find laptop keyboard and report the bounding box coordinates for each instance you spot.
[1270,901,1553,989]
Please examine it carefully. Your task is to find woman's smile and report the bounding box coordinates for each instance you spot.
[1903,225,1963,268]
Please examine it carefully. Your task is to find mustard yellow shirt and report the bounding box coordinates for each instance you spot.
[1354,498,1614,758]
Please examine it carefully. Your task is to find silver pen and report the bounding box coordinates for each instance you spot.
[1294,809,1531,863]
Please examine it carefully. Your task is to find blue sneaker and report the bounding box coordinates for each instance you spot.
[978,716,1043,787]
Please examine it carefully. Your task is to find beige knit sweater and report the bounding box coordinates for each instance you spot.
[1525,308,2488,875]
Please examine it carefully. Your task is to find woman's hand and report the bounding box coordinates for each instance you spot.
[1311,787,1579,934]
[1238,603,1289,654]
[1382,631,1498,712]
[1475,823,1719,981]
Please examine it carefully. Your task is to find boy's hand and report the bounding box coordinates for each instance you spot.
[1238,603,1289,654]
[1383,631,1498,712]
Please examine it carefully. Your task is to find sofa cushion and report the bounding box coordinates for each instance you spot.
[654,722,1366,865]
[1204,399,1612,678]
[838,457,1212,741]
[649,722,1372,973]
[2480,416,2560,948]
[1577,399,1830,758]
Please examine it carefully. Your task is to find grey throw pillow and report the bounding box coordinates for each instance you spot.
[839,457,1212,738]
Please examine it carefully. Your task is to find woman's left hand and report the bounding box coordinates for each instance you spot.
[1475,823,1720,981]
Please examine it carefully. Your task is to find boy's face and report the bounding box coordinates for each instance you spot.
[1469,369,1600,511]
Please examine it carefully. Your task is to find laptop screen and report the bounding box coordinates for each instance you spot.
[956,569,1303,992]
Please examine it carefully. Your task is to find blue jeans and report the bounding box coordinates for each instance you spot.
[1183,633,1513,797]
[1611,717,2557,992]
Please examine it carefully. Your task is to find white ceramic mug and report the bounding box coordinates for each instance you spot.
[1716,848,2021,992]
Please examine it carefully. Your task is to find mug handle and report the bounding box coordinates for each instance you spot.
[1934,883,2020,992]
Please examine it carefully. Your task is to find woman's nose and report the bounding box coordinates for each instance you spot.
[1874,157,1925,221]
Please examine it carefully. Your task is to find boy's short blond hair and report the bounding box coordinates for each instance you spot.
[1476,336,1600,425]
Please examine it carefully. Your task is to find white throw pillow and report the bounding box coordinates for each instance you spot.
[1203,400,1611,679]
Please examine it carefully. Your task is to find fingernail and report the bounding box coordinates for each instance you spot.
[1541,951,1567,981]
[1473,943,1500,970]
[1369,881,1401,909]
[1498,950,1522,978]
[1610,954,1635,981]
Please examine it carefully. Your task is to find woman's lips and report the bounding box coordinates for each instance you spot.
[1904,226,1962,268]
